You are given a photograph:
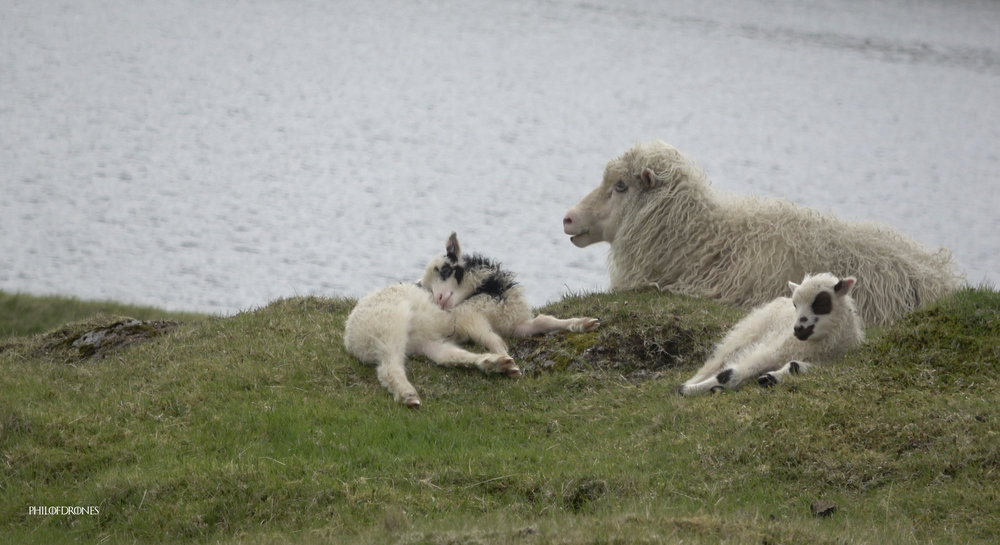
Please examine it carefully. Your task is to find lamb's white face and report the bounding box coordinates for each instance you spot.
[562,161,633,247]
[789,274,856,341]
[420,233,475,310]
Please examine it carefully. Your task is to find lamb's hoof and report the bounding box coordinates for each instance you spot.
[789,361,802,375]
[479,354,517,376]
[499,356,522,378]
[401,394,422,409]
[576,318,600,333]
[757,374,778,388]
[678,385,698,397]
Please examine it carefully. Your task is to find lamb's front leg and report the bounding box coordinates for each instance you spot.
[513,314,600,337]
[417,340,521,378]
[757,360,813,387]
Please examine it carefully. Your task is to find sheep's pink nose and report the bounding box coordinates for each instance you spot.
[563,216,572,225]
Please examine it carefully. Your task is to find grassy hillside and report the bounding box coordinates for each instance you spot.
[0,290,206,338]
[1,287,998,544]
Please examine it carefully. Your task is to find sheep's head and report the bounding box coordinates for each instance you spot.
[420,232,477,310]
[563,140,701,247]
[788,273,857,341]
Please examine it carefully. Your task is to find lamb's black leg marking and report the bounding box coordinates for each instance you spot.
[757,374,778,387]
[789,361,801,375]
[709,369,734,393]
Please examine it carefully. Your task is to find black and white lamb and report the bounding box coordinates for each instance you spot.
[343,233,599,407]
[679,272,864,396]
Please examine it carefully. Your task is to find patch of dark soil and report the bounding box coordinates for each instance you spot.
[38,318,180,361]
[513,312,725,382]
[563,479,607,512]
[0,340,18,355]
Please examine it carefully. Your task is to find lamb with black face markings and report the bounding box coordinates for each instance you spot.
[344,232,600,407]
[678,272,864,396]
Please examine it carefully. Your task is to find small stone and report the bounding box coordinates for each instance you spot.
[811,500,837,517]
[518,526,538,537]
[383,505,409,531]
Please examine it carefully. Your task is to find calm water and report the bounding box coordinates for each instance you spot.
[2,0,998,314]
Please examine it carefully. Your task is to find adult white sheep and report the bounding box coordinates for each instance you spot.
[344,233,599,407]
[562,140,961,325]
[679,272,863,396]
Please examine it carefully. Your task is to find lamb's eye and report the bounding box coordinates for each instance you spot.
[811,292,833,315]
[614,180,628,193]
[439,264,453,280]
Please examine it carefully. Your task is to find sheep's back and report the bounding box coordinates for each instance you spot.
[609,188,959,325]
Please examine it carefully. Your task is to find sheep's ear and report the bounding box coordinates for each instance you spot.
[446,232,461,263]
[788,281,800,293]
[834,276,856,296]
[640,168,658,190]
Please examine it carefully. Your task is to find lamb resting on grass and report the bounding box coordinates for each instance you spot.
[430,234,600,356]
[562,140,961,325]
[343,282,514,408]
[343,233,600,407]
[679,273,864,396]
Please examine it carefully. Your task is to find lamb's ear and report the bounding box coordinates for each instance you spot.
[446,232,461,263]
[788,281,800,293]
[834,276,856,296]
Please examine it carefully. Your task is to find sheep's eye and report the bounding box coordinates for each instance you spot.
[439,264,453,280]
[614,180,628,193]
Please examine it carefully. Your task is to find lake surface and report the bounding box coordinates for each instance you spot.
[2,0,998,315]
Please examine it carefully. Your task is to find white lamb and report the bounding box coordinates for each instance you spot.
[343,233,599,407]
[562,140,962,325]
[679,272,864,396]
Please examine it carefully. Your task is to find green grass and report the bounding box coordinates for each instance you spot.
[0,290,204,338]
[1,287,998,544]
